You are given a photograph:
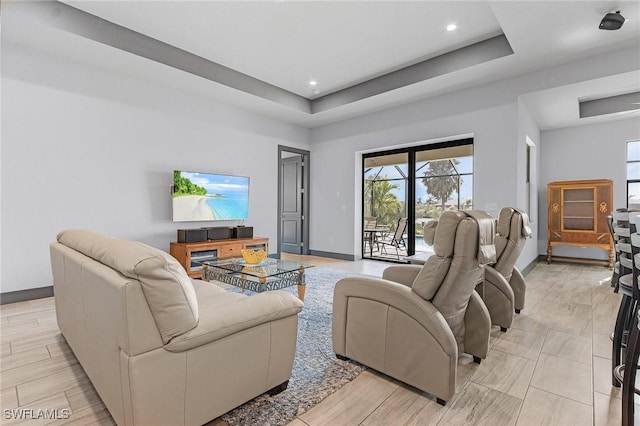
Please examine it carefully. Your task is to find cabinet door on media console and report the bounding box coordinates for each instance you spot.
[170,237,269,279]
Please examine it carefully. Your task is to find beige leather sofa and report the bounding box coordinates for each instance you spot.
[481,207,532,330]
[332,211,494,405]
[50,229,303,426]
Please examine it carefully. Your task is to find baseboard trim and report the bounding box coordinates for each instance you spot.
[1,286,54,305]
[521,258,538,277]
[537,254,610,268]
[308,250,355,261]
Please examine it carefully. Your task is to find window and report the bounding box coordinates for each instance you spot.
[525,137,537,223]
[627,140,640,209]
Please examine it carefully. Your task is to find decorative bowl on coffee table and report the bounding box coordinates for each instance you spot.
[241,249,267,265]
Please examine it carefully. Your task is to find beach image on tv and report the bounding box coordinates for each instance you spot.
[173,171,249,222]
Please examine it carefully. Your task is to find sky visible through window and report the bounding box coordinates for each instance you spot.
[365,156,473,202]
[628,140,640,208]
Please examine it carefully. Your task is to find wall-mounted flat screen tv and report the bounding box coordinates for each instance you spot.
[172,170,249,222]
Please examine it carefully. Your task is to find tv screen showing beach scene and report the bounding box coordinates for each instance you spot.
[172,170,249,222]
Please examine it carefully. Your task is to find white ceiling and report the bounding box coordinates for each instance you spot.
[6,1,640,129]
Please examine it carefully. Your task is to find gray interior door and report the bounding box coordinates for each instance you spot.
[280,155,303,254]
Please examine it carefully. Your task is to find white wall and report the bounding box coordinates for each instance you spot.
[1,39,309,293]
[517,99,541,267]
[539,118,640,261]
[309,45,639,270]
[310,96,521,262]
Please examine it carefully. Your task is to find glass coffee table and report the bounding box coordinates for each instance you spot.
[198,258,314,301]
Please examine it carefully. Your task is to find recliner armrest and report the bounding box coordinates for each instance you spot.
[463,291,491,359]
[164,291,303,352]
[332,276,457,357]
[382,265,423,287]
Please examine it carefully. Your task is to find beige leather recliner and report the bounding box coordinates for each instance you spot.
[50,229,303,426]
[480,208,532,331]
[332,210,494,405]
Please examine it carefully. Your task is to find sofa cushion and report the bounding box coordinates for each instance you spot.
[165,285,303,352]
[57,229,199,343]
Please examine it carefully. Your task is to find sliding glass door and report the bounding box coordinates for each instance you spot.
[415,145,473,253]
[363,139,473,261]
[363,153,408,260]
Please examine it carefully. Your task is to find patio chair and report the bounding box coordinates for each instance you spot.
[379,217,408,259]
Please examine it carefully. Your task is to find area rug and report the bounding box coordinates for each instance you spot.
[220,267,366,426]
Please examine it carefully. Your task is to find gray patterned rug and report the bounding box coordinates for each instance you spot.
[220,268,366,426]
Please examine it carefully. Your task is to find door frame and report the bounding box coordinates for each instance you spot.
[277,145,310,258]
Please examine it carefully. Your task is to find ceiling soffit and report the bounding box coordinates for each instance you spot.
[579,91,640,118]
[13,1,513,116]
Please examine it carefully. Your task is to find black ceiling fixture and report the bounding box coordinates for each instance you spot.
[599,10,625,30]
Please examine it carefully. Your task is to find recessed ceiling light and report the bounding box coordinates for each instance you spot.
[446,24,457,32]
[312,89,320,95]
[309,80,318,86]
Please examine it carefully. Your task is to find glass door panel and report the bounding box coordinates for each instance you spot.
[414,146,473,253]
[363,153,408,260]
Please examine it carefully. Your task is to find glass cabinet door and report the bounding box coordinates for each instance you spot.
[562,188,595,231]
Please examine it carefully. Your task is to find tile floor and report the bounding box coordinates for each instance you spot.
[0,257,637,425]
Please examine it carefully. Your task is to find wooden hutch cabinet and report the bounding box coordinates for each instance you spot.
[547,179,613,267]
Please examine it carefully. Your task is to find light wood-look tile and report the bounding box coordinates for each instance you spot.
[65,381,103,412]
[282,419,307,426]
[516,387,592,426]
[492,328,545,361]
[470,349,536,399]
[1,318,40,340]
[455,354,480,394]
[593,390,640,426]
[530,353,592,405]
[592,355,622,399]
[592,312,619,336]
[1,386,19,408]
[0,346,51,372]
[9,330,65,354]
[16,363,90,406]
[298,370,398,426]
[438,381,522,426]
[2,342,11,357]
[5,307,56,325]
[362,384,445,426]
[0,261,628,426]
[2,353,79,390]
[47,340,73,358]
[547,304,593,337]
[592,332,612,360]
[47,404,115,426]
[3,392,70,426]
[541,330,592,365]
[510,311,550,336]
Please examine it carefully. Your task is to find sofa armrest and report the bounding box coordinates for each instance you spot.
[164,291,303,352]
[332,276,456,357]
[382,265,423,287]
